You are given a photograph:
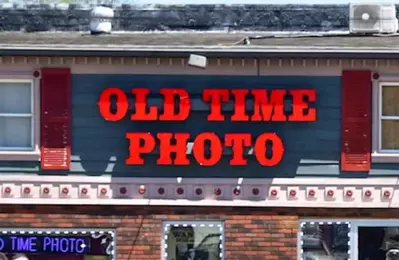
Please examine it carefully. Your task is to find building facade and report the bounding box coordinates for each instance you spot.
[1,51,399,260]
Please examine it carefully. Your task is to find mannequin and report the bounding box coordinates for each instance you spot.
[381,228,399,260]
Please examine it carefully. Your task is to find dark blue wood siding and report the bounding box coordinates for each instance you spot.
[1,74,398,177]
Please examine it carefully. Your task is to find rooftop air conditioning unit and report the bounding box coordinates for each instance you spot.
[90,6,114,35]
[350,1,398,34]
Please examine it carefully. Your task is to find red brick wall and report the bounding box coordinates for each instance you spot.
[1,206,398,260]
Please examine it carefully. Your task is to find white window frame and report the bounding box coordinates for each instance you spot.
[372,76,399,163]
[162,221,225,260]
[298,219,399,260]
[0,75,40,161]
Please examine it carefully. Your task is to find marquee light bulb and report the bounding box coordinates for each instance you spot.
[195,188,202,195]
[233,187,240,196]
[176,187,184,195]
[252,188,259,195]
[138,185,146,194]
[346,190,353,197]
[158,187,165,195]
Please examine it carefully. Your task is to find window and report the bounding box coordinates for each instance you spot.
[0,229,115,260]
[357,223,399,260]
[0,78,39,161]
[163,221,224,260]
[299,221,350,260]
[299,219,399,260]
[378,83,399,152]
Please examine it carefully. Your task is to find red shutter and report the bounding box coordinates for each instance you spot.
[40,68,71,170]
[341,70,372,172]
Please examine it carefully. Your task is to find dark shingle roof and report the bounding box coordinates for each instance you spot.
[1,32,399,58]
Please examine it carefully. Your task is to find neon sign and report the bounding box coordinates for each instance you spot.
[0,233,114,255]
[0,235,88,254]
[97,88,317,166]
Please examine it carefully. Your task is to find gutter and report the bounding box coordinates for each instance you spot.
[1,46,399,59]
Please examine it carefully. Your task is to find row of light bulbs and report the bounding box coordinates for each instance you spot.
[0,185,394,199]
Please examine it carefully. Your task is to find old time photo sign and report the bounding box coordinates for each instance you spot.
[98,87,316,166]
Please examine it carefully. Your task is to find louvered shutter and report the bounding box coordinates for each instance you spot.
[40,68,71,170]
[341,70,372,172]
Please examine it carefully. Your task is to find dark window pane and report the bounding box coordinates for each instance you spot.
[358,226,399,260]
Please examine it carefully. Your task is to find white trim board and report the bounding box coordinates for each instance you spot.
[3,175,399,185]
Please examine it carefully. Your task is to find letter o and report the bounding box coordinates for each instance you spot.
[254,133,284,166]
[0,238,4,251]
[193,133,223,166]
[75,238,86,254]
[60,238,69,253]
[98,87,128,121]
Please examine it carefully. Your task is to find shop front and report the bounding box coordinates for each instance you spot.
[2,34,399,259]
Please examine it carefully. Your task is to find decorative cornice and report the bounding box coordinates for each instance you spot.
[0,56,397,71]
[0,176,399,208]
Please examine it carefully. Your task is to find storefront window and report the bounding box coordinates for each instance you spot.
[300,221,350,260]
[163,221,224,260]
[358,226,399,260]
[0,229,115,260]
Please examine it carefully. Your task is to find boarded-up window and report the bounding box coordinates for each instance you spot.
[381,84,399,150]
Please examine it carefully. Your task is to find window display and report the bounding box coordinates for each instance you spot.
[0,230,115,260]
[300,221,350,260]
[358,226,399,260]
[163,221,224,260]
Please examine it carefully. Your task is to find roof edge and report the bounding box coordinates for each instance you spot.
[1,46,398,59]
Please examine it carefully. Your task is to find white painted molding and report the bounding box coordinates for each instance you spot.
[0,175,397,208]
[3,175,399,185]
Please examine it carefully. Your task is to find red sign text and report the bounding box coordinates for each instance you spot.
[97,88,316,166]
